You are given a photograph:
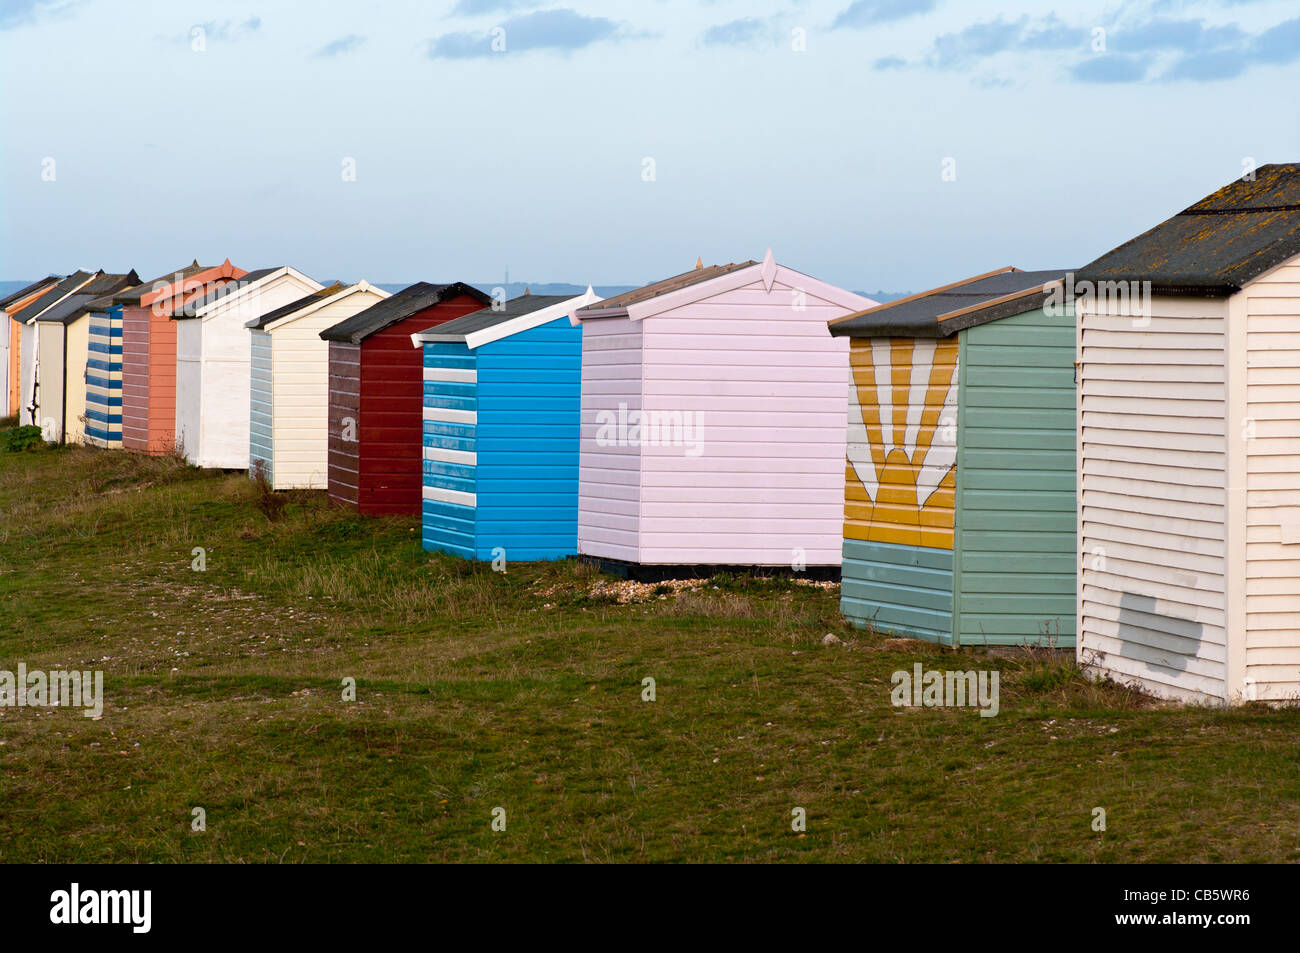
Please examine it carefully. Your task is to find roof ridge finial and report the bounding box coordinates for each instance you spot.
[523,286,530,296]
[694,257,703,270]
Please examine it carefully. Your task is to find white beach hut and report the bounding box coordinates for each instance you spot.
[177,266,322,469]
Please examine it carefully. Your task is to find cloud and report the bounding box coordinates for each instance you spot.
[428,8,625,59]
[832,0,938,29]
[700,17,770,48]
[1160,48,1249,80]
[1115,17,1245,52]
[873,55,907,69]
[1070,53,1149,82]
[0,0,80,31]
[191,17,261,43]
[887,7,1298,85]
[1253,16,1300,64]
[926,15,1088,68]
[450,0,544,13]
[314,34,365,58]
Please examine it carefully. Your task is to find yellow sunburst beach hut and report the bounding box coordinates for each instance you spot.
[828,267,1078,646]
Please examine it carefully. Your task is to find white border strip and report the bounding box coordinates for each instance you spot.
[423,485,476,508]
[423,367,477,383]
[424,446,476,466]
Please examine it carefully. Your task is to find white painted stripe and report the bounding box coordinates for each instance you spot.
[424,446,477,466]
[424,408,477,425]
[871,339,894,450]
[423,485,476,508]
[904,338,935,456]
[423,367,477,383]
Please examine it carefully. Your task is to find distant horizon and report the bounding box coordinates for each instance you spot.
[0,277,913,303]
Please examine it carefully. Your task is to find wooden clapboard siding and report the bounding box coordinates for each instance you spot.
[1,318,11,419]
[120,306,151,451]
[269,288,387,490]
[175,317,203,460]
[327,341,361,508]
[349,293,484,516]
[953,305,1077,647]
[422,341,477,558]
[33,322,66,440]
[18,317,36,425]
[84,306,123,448]
[181,270,322,470]
[578,315,643,563]
[65,316,90,444]
[122,304,183,454]
[635,277,850,565]
[842,537,954,642]
[473,319,582,560]
[1077,294,1229,704]
[248,329,274,484]
[1242,258,1300,700]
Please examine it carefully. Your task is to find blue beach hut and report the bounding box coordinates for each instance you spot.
[411,288,601,561]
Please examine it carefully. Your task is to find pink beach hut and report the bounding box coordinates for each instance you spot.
[570,250,876,571]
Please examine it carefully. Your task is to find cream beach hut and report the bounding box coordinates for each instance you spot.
[1076,163,1300,704]
[246,281,390,490]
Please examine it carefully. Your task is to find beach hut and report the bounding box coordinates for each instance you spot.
[1075,163,1300,704]
[2,277,61,420]
[828,267,1077,646]
[320,281,491,515]
[30,270,140,444]
[83,281,149,449]
[413,289,601,560]
[117,259,246,455]
[177,266,323,469]
[11,272,93,427]
[247,281,390,490]
[571,251,873,570]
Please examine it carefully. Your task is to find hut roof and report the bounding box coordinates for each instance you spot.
[830,267,1072,338]
[320,281,490,344]
[34,271,140,325]
[1077,163,1300,296]
[576,261,756,317]
[415,293,586,348]
[10,271,93,324]
[1,276,61,310]
[185,267,281,315]
[245,283,347,330]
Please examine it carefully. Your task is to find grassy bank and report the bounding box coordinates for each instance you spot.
[1,443,1297,862]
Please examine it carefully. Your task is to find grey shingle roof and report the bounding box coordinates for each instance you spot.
[417,294,577,342]
[830,268,1071,338]
[1078,163,1300,295]
[319,281,490,344]
[34,272,140,325]
[245,283,346,330]
[10,271,93,324]
[1,276,61,310]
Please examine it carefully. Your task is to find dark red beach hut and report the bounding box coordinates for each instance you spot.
[319,281,490,516]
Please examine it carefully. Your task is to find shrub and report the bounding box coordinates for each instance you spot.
[1,425,47,453]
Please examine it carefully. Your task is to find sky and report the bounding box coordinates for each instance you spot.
[1,0,1298,293]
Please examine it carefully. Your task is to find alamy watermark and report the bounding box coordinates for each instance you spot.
[891,663,999,717]
[595,402,705,457]
[1045,271,1153,324]
[0,664,103,718]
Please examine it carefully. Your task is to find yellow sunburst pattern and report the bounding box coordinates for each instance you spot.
[844,337,958,549]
